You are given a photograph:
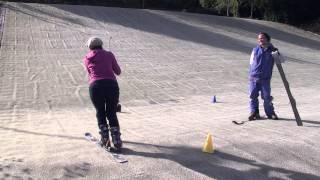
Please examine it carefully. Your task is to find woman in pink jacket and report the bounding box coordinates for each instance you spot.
[84,37,122,152]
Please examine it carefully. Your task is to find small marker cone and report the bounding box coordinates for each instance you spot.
[212,96,217,103]
[202,133,214,153]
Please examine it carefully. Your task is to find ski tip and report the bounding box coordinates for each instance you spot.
[232,121,244,125]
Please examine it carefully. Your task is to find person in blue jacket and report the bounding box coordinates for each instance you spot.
[248,32,281,120]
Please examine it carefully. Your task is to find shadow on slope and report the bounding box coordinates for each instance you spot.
[123,141,320,180]
[51,3,320,51]
[0,126,83,140]
[8,3,320,60]
[173,13,320,51]
[9,3,254,54]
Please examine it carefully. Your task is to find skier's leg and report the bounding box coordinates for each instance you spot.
[89,82,109,146]
[249,80,260,120]
[105,84,122,151]
[261,80,278,119]
[105,85,120,127]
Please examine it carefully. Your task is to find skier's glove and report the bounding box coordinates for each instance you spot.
[272,50,285,64]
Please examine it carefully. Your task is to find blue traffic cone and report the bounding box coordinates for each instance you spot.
[212,95,217,103]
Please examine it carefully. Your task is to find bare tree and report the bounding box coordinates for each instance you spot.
[250,0,254,18]
[226,0,230,16]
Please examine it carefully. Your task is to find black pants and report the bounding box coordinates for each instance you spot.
[89,79,120,128]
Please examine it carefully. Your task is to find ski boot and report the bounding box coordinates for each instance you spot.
[99,125,111,148]
[267,113,279,120]
[248,109,261,121]
[110,127,122,152]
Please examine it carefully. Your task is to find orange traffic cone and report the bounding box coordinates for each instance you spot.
[202,133,214,153]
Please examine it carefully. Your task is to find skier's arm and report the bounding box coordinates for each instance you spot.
[111,52,121,75]
[249,50,254,65]
[83,57,91,74]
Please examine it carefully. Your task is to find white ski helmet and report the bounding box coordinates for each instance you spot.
[86,37,103,49]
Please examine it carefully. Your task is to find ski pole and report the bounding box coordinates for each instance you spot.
[109,36,112,51]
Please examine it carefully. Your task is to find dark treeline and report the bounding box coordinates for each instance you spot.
[4,0,320,25]
[201,0,320,24]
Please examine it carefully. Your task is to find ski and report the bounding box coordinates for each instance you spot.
[84,132,128,163]
[232,120,247,125]
[232,116,292,125]
[274,54,303,126]
[232,116,271,125]
[232,119,257,125]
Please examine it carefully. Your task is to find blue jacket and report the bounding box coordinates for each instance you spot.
[249,44,276,80]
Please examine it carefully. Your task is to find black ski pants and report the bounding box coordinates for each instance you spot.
[89,79,120,128]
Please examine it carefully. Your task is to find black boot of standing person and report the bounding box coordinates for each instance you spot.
[248,109,261,121]
[83,37,123,151]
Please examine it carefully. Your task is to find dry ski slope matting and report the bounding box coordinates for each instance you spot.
[0,2,320,180]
